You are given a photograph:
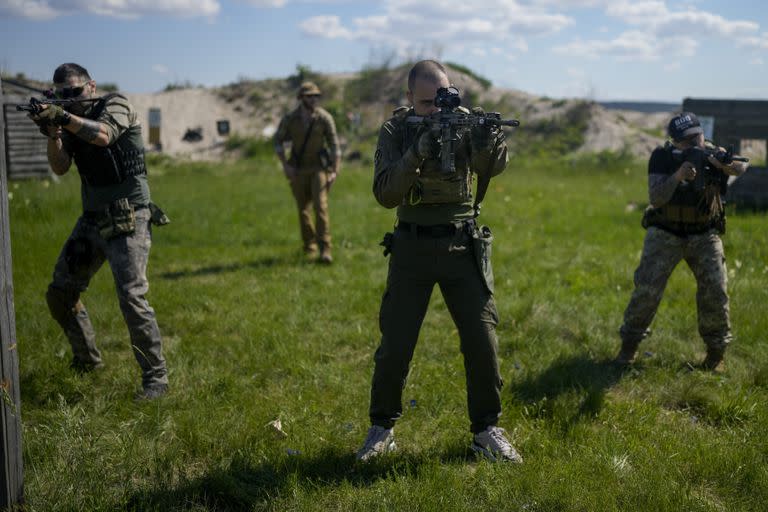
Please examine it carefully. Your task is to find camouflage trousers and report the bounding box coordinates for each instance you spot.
[46,208,168,388]
[620,227,731,350]
[369,225,502,434]
[290,168,331,252]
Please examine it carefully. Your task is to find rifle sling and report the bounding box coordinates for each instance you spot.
[293,117,316,167]
[473,170,491,218]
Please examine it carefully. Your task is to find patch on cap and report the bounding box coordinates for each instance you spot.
[667,112,704,141]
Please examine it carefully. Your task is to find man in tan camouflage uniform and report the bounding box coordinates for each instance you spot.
[30,63,169,400]
[356,60,522,463]
[274,81,341,263]
[616,112,748,371]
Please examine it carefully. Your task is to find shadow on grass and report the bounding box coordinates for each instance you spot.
[510,353,632,431]
[126,446,474,511]
[158,257,287,280]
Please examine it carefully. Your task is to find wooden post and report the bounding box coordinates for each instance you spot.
[0,77,25,508]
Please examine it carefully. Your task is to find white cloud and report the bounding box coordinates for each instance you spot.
[0,0,58,20]
[238,0,287,6]
[663,61,681,71]
[557,1,758,61]
[299,15,354,39]
[298,0,572,58]
[152,64,170,74]
[738,33,768,50]
[0,0,220,19]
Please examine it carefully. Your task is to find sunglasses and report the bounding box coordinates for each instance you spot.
[303,94,321,99]
[54,83,88,99]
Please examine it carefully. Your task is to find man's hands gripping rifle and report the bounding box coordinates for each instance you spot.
[17,95,100,138]
[671,144,749,193]
[406,86,520,175]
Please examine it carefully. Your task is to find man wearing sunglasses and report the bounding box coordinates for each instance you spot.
[29,62,169,400]
[616,112,748,372]
[273,81,341,264]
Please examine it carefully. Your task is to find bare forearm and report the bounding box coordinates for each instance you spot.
[64,116,110,146]
[649,173,680,207]
[47,138,71,175]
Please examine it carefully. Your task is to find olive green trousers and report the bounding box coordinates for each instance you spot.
[369,226,502,433]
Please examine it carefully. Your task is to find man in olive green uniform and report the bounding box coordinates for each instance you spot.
[356,60,522,463]
[31,63,169,400]
[616,112,748,371]
[274,81,341,263]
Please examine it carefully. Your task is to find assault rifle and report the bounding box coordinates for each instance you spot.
[16,95,101,115]
[671,144,749,193]
[406,86,520,175]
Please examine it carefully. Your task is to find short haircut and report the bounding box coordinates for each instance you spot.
[407,60,448,91]
[53,63,91,84]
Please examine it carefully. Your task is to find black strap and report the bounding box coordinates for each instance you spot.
[473,172,491,218]
[293,117,316,167]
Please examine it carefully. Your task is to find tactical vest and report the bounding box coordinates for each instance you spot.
[645,144,724,235]
[395,106,473,206]
[69,93,147,188]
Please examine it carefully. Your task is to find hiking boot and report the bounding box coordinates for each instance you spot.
[304,246,319,262]
[134,383,168,401]
[472,426,523,463]
[614,339,640,365]
[356,425,395,461]
[701,346,726,373]
[319,245,333,264]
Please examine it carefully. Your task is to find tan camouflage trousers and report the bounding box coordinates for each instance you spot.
[290,168,331,252]
[620,227,731,350]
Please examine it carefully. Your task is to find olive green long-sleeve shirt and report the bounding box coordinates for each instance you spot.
[274,106,339,171]
[373,108,508,225]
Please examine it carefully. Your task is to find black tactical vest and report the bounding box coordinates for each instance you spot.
[645,144,724,235]
[69,93,147,187]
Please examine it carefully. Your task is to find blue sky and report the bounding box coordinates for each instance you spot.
[1,0,766,102]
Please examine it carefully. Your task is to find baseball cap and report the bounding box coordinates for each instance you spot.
[667,112,704,141]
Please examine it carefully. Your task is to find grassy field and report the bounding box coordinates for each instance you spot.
[7,147,768,511]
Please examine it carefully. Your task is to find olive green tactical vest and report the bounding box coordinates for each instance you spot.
[394,106,473,206]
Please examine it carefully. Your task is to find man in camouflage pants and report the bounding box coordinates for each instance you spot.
[616,112,748,371]
[274,81,341,264]
[31,63,169,400]
[356,60,522,463]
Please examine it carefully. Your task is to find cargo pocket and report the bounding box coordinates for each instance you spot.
[472,225,494,294]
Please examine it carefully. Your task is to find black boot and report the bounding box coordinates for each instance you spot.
[614,339,640,365]
[702,346,726,372]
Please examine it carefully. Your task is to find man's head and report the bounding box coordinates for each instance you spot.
[297,81,322,111]
[668,112,704,148]
[407,60,450,116]
[53,63,96,114]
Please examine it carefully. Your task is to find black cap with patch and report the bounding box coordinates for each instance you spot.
[667,112,704,141]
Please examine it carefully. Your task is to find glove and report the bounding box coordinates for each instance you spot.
[470,107,495,153]
[414,128,440,160]
[30,116,52,137]
[35,104,71,126]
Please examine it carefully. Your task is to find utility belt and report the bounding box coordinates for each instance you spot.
[396,219,476,238]
[83,200,169,239]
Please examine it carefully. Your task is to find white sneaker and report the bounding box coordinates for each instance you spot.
[471,426,523,463]
[356,425,396,461]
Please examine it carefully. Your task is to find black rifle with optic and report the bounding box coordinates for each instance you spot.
[405,86,520,176]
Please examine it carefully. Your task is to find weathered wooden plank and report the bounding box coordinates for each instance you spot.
[0,76,26,507]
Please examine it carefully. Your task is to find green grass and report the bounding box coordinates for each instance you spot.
[7,149,768,511]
